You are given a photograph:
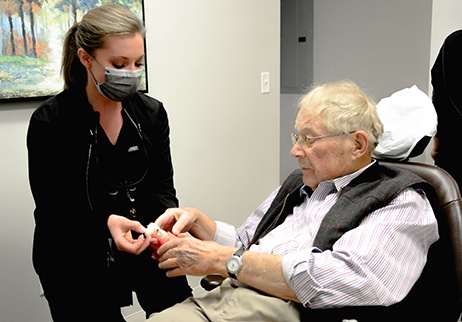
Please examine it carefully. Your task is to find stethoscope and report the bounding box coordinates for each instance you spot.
[86,107,149,218]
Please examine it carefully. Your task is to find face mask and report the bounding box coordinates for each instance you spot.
[89,58,143,102]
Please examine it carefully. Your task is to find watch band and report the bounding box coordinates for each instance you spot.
[233,248,245,257]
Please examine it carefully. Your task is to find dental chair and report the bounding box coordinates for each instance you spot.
[201,139,462,321]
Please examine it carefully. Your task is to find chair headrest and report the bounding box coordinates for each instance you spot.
[372,85,437,160]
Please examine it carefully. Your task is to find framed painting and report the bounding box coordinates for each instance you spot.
[0,0,147,102]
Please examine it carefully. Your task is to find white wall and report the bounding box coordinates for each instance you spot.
[0,104,50,321]
[146,1,280,224]
[0,1,280,321]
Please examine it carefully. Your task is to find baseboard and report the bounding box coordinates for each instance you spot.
[124,310,146,322]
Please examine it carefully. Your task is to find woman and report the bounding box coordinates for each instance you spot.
[431,29,462,188]
[27,4,192,322]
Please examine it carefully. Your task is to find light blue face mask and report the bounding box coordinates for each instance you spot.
[89,58,143,102]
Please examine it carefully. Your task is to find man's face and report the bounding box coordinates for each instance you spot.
[290,109,356,190]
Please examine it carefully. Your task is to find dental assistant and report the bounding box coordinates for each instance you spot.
[26,5,191,322]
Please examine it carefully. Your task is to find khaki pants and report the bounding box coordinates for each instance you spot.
[147,279,300,322]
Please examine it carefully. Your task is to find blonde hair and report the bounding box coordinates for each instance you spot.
[299,80,383,152]
[61,4,145,91]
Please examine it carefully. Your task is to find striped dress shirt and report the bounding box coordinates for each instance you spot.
[214,161,438,308]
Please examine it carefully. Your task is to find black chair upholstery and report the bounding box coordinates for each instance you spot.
[200,274,227,291]
[380,160,462,307]
[201,160,462,320]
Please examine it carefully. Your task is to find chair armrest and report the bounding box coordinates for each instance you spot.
[200,274,227,291]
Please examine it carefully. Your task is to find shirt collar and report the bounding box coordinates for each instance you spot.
[300,160,377,195]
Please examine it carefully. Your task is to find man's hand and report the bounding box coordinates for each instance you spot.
[156,236,233,278]
[156,207,217,241]
[107,214,151,255]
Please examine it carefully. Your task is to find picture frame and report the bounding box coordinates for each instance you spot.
[0,0,147,103]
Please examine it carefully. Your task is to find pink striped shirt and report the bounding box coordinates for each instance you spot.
[214,161,438,308]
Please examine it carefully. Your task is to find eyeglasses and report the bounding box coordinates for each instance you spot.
[291,132,353,147]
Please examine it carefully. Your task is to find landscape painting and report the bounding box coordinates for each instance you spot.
[0,0,146,102]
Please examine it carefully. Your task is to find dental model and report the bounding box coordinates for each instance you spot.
[145,222,169,251]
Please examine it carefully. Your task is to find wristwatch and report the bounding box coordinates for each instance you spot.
[226,248,245,279]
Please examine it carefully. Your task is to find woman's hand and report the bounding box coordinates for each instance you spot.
[156,207,217,240]
[107,214,151,255]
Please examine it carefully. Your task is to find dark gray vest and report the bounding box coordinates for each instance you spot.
[251,162,430,250]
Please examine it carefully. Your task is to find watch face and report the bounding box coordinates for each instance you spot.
[227,257,240,273]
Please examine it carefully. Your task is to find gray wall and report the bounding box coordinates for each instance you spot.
[313,0,432,99]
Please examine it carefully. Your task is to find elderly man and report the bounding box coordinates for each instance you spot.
[109,81,440,321]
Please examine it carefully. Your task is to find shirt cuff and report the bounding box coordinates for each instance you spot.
[214,221,239,246]
[282,248,323,306]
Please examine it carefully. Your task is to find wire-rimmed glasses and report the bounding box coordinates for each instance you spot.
[291,132,354,147]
